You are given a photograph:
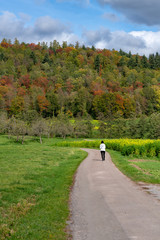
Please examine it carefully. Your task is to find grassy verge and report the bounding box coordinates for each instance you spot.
[0,135,87,240]
[108,149,160,184]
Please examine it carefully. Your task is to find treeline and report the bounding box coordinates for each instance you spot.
[0,112,93,143]
[1,39,160,120]
[101,113,160,139]
[1,111,160,142]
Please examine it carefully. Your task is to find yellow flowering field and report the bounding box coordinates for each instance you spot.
[55,139,160,157]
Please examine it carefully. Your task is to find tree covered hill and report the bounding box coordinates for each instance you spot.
[1,38,160,119]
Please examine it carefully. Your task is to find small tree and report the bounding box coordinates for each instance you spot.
[46,118,56,138]
[31,118,47,143]
[74,119,92,138]
[54,112,73,138]
[6,117,28,143]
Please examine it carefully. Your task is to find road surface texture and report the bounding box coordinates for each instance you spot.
[69,149,160,240]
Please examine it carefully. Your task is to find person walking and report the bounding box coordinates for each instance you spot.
[100,140,106,161]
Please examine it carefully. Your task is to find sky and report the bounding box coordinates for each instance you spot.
[0,0,160,56]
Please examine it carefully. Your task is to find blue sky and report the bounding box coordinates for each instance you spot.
[0,0,160,55]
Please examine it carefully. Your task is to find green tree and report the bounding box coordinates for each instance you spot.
[141,55,148,68]
[94,55,100,73]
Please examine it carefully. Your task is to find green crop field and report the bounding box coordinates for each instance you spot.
[0,135,87,240]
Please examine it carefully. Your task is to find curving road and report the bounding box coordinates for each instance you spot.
[69,149,160,240]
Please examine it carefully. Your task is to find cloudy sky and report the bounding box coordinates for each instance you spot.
[0,0,160,56]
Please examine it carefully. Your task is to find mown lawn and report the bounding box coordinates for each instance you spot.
[0,135,87,240]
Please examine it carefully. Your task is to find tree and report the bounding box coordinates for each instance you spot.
[94,54,100,73]
[141,55,148,68]
[149,54,155,69]
[74,119,92,138]
[10,96,24,115]
[18,74,31,89]
[7,117,27,143]
[62,41,68,48]
[155,52,160,69]
[93,92,119,119]
[36,95,49,114]
[30,51,37,65]
[31,118,47,144]
[54,112,73,138]
[46,118,56,138]
[42,53,50,64]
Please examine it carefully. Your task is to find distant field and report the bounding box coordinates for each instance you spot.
[0,135,87,240]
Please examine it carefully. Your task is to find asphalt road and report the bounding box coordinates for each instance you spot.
[69,149,160,240]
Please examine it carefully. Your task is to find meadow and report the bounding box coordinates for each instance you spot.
[0,135,87,240]
[1,136,160,240]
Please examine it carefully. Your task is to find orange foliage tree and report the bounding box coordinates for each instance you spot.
[37,95,49,114]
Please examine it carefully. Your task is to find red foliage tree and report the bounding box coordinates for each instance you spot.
[33,77,49,92]
[18,74,31,89]
[37,95,49,113]
[0,76,13,86]
[17,87,26,96]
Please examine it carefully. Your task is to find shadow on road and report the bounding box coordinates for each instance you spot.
[92,159,102,161]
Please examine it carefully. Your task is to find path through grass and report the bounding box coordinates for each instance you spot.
[54,138,160,184]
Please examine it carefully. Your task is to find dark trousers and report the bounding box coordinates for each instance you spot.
[101,151,105,161]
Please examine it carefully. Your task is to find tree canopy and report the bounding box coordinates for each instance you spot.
[1,39,160,120]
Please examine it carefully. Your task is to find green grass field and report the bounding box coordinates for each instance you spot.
[0,135,87,240]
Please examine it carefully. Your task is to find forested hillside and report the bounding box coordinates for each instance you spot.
[1,38,160,120]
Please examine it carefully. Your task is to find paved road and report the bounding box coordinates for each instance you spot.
[69,149,160,240]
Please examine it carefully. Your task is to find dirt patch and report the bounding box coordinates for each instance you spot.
[129,159,156,163]
[130,163,152,176]
[129,159,158,164]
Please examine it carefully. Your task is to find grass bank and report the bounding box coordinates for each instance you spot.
[0,135,87,240]
[108,150,160,184]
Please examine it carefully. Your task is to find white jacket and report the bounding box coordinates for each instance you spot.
[100,143,106,151]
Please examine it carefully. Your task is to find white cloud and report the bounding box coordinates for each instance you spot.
[130,31,160,55]
[83,28,160,56]
[83,28,147,54]
[0,11,77,44]
[0,11,24,38]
